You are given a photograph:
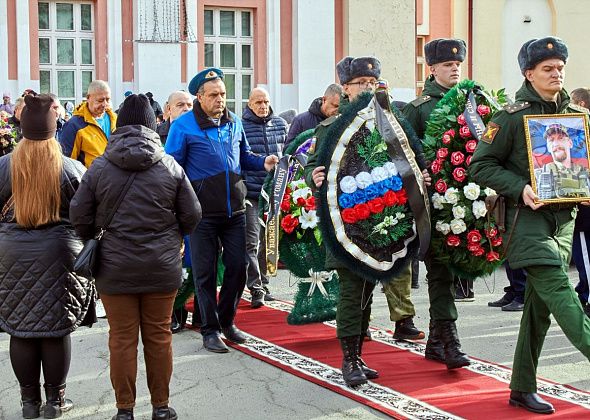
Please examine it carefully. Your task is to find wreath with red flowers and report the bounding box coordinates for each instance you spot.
[422,79,508,279]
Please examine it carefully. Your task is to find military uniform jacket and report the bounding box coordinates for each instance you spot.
[402,76,450,139]
[469,81,587,269]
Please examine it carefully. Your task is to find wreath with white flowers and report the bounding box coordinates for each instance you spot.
[422,79,508,279]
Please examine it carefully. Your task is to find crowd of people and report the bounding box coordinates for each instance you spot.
[0,34,589,420]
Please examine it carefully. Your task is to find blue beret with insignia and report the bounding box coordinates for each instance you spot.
[518,37,568,75]
[188,67,224,95]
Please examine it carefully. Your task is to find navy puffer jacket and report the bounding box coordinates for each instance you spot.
[241,107,287,199]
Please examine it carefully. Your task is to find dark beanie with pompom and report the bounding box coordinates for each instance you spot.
[116,94,157,131]
[20,94,57,140]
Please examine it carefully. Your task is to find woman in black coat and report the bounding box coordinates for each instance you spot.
[0,94,95,419]
[70,94,201,420]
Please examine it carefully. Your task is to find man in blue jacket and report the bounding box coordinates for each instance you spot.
[165,68,279,353]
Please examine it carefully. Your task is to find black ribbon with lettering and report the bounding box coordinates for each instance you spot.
[462,91,487,141]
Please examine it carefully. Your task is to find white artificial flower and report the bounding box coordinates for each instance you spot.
[452,205,466,219]
[472,200,488,219]
[435,221,451,235]
[371,166,389,183]
[450,218,467,234]
[444,187,460,205]
[383,161,399,177]
[299,209,319,230]
[484,187,496,197]
[355,172,373,189]
[293,179,307,188]
[396,212,405,219]
[431,193,446,210]
[463,183,481,201]
[339,176,358,194]
[292,186,312,202]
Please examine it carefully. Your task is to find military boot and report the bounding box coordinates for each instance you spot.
[339,336,367,387]
[424,320,445,363]
[20,384,42,419]
[43,384,73,419]
[358,335,379,379]
[437,320,471,369]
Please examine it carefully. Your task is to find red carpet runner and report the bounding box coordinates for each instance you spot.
[186,297,590,419]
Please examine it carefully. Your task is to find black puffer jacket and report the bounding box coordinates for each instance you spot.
[286,97,326,145]
[241,107,287,199]
[0,155,95,338]
[70,125,201,295]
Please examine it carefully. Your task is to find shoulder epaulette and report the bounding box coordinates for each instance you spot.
[320,115,339,127]
[568,103,590,114]
[504,102,531,114]
[409,95,432,107]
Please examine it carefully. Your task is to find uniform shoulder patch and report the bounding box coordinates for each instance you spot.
[481,122,501,144]
[568,103,590,114]
[504,102,531,114]
[409,95,432,107]
[319,115,339,126]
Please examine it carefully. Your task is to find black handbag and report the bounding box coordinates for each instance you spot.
[73,172,137,277]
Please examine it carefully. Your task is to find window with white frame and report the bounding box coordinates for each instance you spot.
[416,36,426,95]
[38,1,95,104]
[203,8,253,115]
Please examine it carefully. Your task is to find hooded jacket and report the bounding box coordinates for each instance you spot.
[0,155,95,338]
[165,102,265,217]
[286,97,327,145]
[59,102,117,168]
[70,125,201,295]
[241,106,287,199]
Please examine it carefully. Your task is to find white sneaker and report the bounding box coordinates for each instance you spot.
[95,298,107,318]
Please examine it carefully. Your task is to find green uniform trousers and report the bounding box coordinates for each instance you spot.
[382,262,416,322]
[510,264,590,392]
[425,252,458,321]
[335,268,376,338]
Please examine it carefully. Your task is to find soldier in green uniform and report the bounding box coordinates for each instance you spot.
[470,36,590,415]
[401,38,472,369]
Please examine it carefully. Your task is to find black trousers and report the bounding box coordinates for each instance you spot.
[189,214,247,337]
[9,335,71,387]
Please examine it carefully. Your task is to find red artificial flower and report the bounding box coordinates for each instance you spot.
[355,203,371,220]
[467,243,480,252]
[435,179,448,193]
[446,235,461,247]
[451,151,465,166]
[485,227,498,238]
[285,186,292,194]
[486,251,501,262]
[280,199,291,213]
[436,148,449,160]
[368,197,385,214]
[477,105,491,116]
[342,208,358,224]
[283,194,291,203]
[465,155,473,166]
[457,114,467,126]
[472,246,485,257]
[442,134,452,144]
[304,196,316,211]
[296,197,306,207]
[397,189,408,205]
[383,190,399,206]
[465,140,478,153]
[281,214,299,234]
[431,159,443,174]
[459,125,471,138]
[466,229,482,243]
[444,129,456,138]
[491,237,503,247]
[452,167,466,183]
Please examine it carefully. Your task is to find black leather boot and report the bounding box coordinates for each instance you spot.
[20,384,41,419]
[358,335,379,379]
[152,405,178,420]
[339,336,367,387]
[437,320,471,369]
[411,258,420,289]
[112,408,134,420]
[43,384,73,419]
[424,321,445,363]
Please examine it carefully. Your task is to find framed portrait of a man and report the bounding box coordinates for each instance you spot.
[525,113,590,203]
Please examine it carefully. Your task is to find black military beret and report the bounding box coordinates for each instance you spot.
[336,56,381,85]
[518,37,568,75]
[424,38,466,66]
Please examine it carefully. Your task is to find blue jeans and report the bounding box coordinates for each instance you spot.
[572,231,590,304]
[505,264,527,304]
[189,214,247,337]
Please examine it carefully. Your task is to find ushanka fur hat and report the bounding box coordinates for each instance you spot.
[518,37,568,75]
[336,56,381,85]
[424,38,466,66]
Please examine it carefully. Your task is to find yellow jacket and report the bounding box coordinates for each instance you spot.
[59,102,116,168]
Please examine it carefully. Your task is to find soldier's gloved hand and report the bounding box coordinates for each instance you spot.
[312,166,326,188]
[264,155,279,172]
[522,184,544,210]
[422,169,432,187]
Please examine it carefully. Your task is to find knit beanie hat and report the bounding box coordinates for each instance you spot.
[117,94,157,131]
[20,94,57,140]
